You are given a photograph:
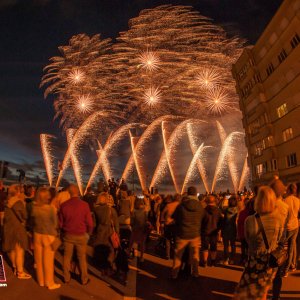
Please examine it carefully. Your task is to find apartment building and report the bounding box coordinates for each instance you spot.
[232,0,300,185]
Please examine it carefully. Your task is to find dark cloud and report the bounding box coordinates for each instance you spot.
[0,0,18,9]
[0,0,51,9]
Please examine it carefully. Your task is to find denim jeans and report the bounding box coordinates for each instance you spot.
[223,238,236,260]
[284,228,298,272]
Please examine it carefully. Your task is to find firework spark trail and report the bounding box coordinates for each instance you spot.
[151,119,205,192]
[40,134,56,186]
[155,119,196,192]
[161,121,180,193]
[96,133,113,184]
[122,115,178,187]
[150,122,173,189]
[56,111,112,191]
[129,131,146,190]
[211,132,244,193]
[216,121,227,142]
[149,152,168,189]
[66,129,84,195]
[216,121,239,193]
[238,155,249,192]
[181,143,212,194]
[121,155,135,183]
[85,143,105,194]
[186,123,210,193]
[85,123,145,193]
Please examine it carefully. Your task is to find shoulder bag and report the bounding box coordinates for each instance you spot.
[255,213,287,268]
[109,208,120,249]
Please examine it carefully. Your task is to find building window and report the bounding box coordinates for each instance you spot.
[282,127,293,142]
[287,153,297,167]
[265,135,274,147]
[238,62,250,81]
[254,73,261,84]
[255,141,264,156]
[291,33,300,49]
[249,119,260,135]
[266,63,275,76]
[256,163,264,176]
[270,159,277,171]
[243,79,254,97]
[278,49,287,63]
[277,103,288,118]
[256,162,267,177]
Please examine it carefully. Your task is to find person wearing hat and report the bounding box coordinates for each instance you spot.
[200,195,223,267]
[171,186,205,279]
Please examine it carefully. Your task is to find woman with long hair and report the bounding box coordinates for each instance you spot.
[2,184,31,279]
[129,198,149,262]
[234,186,281,300]
[93,193,119,275]
[31,187,60,289]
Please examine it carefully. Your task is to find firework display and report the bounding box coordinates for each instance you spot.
[41,115,248,195]
[40,5,249,193]
[41,5,244,130]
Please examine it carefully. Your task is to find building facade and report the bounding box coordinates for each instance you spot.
[232,0,300,185]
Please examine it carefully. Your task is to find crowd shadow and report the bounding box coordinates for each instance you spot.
[216,263,244,272]
[136,258,237,300]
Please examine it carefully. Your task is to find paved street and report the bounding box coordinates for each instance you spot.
[1,237,300,300]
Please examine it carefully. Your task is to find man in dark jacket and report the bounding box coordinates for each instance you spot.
[200,195,223,267]
[171,186,205,279]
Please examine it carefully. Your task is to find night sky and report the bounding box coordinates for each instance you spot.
[0,0,283,180]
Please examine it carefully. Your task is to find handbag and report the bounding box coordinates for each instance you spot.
[109,208,120,249]
[255,213,288,268]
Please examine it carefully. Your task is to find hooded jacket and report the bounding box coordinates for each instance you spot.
[202,204,223,236]
[221,206,238,239]
[173,195,205,239]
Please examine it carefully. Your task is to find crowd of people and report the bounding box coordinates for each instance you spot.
[0,176,299,300]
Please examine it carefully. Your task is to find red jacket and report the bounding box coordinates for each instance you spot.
[59,197,93,235]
